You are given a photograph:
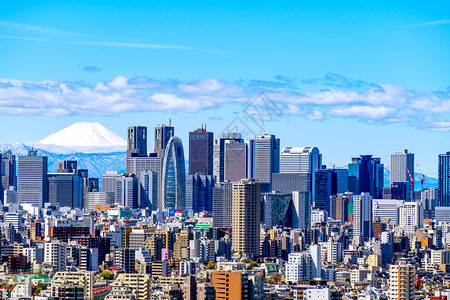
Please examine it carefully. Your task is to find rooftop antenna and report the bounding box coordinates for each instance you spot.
[204,123,206,131]
[169,119,172,126]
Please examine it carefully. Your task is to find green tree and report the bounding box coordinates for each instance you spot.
[241,258,252,264]
[99,271,115,280]
[345,277,350,283]
[33,283,46,296]
[206,261,215,270]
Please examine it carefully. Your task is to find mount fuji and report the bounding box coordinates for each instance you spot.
[0,122,127,181]
[35,122,126,153]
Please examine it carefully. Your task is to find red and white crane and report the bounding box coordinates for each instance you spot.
[416,164,425,191]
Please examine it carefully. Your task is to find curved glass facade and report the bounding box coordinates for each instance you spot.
[162,136,186,210]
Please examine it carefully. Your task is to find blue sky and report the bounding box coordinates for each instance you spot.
[0,1,449,176]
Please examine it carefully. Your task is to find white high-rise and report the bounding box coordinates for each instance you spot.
[285,245,322,283]
[390,149,414,201]
[388,259,415,300]
[292,191,311,229]
[397,201,423,233]
[280,147,322,202]
[44,240,67,272]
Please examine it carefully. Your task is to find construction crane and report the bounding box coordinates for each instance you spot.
[406,168,415,200]
[329,163,336,169]
[416,164,425,191]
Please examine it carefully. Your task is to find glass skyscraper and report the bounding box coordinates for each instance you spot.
[189,127,214,175]
[348,155,384,199]
[162,136,186,210]
[17,149,48,207]
[438,152,450,207]
[249,134,280,193]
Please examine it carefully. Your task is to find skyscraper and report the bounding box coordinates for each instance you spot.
[353,192,373,242]
[116,174,139,209]
[127,126,147,157]
[1,150,16,203]
[17,149,48,207]
[186,174,215,212]
[314,168,348,212]
[154,123,174,157]
[139,170,158,210]
[232,178,260,258]
[214,133,246,182]
[438,152,450,207]
[249,134,280,193]
[57,160,77,173]
[390,149,414,201]
[348,155,384,199]
[212,182,233,229]
[280,146,322,202]
[189,126,213,175]
[162,136,186,210]
[48,173,83,208]
[292,190,311,229]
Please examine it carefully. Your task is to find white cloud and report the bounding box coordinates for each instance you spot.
[0,75,449,131]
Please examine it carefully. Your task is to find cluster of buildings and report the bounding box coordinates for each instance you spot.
[0,121,450,299]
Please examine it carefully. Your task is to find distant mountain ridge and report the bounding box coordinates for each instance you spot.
[0,142,126,182]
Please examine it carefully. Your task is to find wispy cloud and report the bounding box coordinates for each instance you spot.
[0,74,448,131]
[70,40,189,49]
[0,20,94,37]
[82,66,102,72]
[397,19,450,28]
[0,35,48,42]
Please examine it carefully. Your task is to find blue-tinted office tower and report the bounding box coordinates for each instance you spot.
[1,150,16,203]
[248,134,280,193]
[162,136,186,210]
[438,152,450,207]
[48,173,83,208]
[186,174,215,212]
[314,168,348,212]
[18,149,48,207]
[215,133,246,182]
[348,155,384,199]
[127,126,147,158]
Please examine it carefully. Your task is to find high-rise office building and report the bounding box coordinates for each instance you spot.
[232,178,260,258]
[353,192,373,242]
[116,174,138,209]
[421,188,438,219]
[189,126,213,175]
[17,149,48,207]
[335,194,350,222]
[262,192,292,229]
[82,178,99,209]
[154,122,174,157]
[292,190,311,229]
[162,136,186,210]
[438,152,450,207]
[214,133,246,182]
[139,170,158,210]
[86,192,115,210]
[48,173,83,208]
[390,149,414,201]
[102,171,121,201]
[272,173,310,194]
[315,168,348,212]
[126,154,162,209]
[397,201,423,233]
[280,146,322,202]
[388,259,415,300]
[57,160,77,173]
[127,126,147,157]
[249,135,280,193]
[1,149,16,190]
[212,182,233,229]
[348,155,384,199]
[186,174,215,212]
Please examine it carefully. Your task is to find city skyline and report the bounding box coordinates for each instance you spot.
[0,1,449,177]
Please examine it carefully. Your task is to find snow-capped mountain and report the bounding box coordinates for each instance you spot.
[35,122,126,153]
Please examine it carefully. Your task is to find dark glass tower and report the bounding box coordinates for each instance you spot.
[438,152,450,206]
[348,155,384,199]
[1,150,16,203]
[127,126,147,157]
[189,126,213,175]
[154,123,174,157]
[17,149,48,207]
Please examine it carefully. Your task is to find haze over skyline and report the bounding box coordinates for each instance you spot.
[0,1,449,176]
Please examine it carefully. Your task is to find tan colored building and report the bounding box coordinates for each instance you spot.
[388,260,415,300]
[173,230,190,259]
[116,273,151,300]
[232,178,260,258]
[366,254,381,268]
[51,272,94,299]
[105,282,136,300]
[212,271,249,300]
